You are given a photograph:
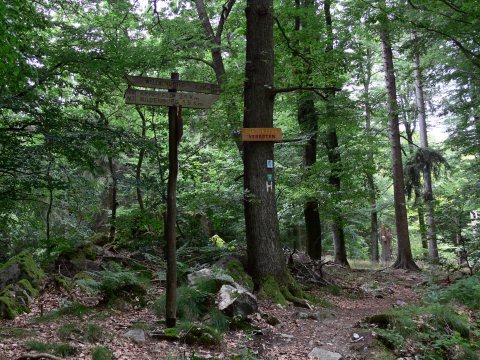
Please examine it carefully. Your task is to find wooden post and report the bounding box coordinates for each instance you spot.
[165,72,179,327]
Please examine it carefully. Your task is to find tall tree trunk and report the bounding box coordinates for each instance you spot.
[165,73,180,327]
[295,0,322,260]
[135,106,147,212]
[402,113,428,258]
[379,25,419,270]
[107,156,117,243]
[243,0,288,286]
[413,32,439,260]
[363,49,379,262]
[324,0,348,266]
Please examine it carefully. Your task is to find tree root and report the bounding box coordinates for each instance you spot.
[17,353,62,360]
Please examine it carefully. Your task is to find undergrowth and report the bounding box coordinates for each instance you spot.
[25,340,77,357]
[366,274,480,359]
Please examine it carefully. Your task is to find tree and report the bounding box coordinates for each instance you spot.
[243,0,288,286]
[323,0,349,266]
[294,0,322,260]
[412,32,439,260]
[379,18,419,270]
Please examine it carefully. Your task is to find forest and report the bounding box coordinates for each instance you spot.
[1,0,480,359]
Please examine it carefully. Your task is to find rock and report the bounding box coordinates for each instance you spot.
[360,281,394,297]
[123,329,146,343]
[188,268,236,289]
[262,313,281,326]
[0,251,45,289]
[308,347,343,360]
[295,311,310,319]
[0,252,44,319]
[216,284,257,320]
[295,310,332,321]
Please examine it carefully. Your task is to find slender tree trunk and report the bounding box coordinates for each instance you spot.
[243,0,288,286]
[403,115,428,258]
[295,0,322,260]
[107,156,117,243]
[363,51,379,262]
[379,25,419,270]
[413,32,439,260]
[135,106,147,212]
[165,73,180,327]
[323,0,348,266]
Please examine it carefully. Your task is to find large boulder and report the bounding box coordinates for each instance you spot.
[188,268,258,321]
[0,251,44,319]
[217,284,257,320]
[0,251,45,289]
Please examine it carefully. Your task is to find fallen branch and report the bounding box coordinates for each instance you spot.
[17,353,63,360]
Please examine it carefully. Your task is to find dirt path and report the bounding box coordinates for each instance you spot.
[0,267,426,360]
[243,266,425,359]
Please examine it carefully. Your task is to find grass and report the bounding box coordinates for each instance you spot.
[35,302,90,322]
[91,346,113,360]
[25,340,77,357]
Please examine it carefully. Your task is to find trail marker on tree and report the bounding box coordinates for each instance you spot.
[125,73,219,327]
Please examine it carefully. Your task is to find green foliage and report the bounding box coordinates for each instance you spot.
[366,282,480,359]
[153,283,214,321]
[76,263,148,302]
[85,323,106,343]
[25,340,77,357]
[437,274,480,310]
[91,346,114,360]
[37,302,90,322]
[57,323,82,340]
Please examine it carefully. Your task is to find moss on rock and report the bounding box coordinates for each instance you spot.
[225,258,254,290]
[0,251,45,288]
[18,279,39,298]
[0,291,23,319]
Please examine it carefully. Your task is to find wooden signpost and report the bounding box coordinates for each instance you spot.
[240,127,282,142]
[125,73,218,327]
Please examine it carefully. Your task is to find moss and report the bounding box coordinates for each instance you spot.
[184,324,222,346]
[54,275,73,292]
[0,251,45,288]
[257,275,287,306]
[0,291,23,319]
[73,271,93,281]
[17,279,39,298]
[163,327,180,339]
[225,259,254,290]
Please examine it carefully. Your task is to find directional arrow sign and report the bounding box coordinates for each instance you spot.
[126,75,221,94]
[125,89,218,109]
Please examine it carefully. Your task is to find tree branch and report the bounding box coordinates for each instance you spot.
[273,16,312,66]
[216,0,236,40]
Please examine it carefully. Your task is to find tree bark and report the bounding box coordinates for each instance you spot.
[165,73,179,327]
[402,112,428,258]
[379,25,419,270]
[323,0,348,266]
[243,0,288,286]
[107,156,117,243]
[194,0,235,86]
[363,49,379,262]
[295,0,322,260]
[134,106,147,212]
[413,32,439,260]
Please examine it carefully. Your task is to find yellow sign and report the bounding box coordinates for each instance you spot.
[241,128,282,142]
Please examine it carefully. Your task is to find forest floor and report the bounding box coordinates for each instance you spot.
[0,261,429,360]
